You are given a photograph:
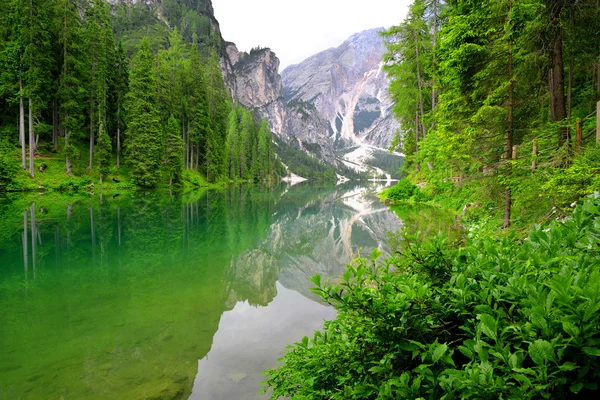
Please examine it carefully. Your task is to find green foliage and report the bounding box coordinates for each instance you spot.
[0,140,18,190]
[95,123,112,178]
[165,115,184,185]
[224,105,283,182]
[383,0,600,228]
[383,179,428,202]
[125,37,162,187]
[542,146,600,207]
[265,194,600,399]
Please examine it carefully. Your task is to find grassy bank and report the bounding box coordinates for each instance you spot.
[1,143,238,193]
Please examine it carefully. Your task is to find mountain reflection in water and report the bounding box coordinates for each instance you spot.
[0,182,413,399]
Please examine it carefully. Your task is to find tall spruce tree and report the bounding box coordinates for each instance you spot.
[188,43,211,172]
[56,0,87,175]
[85,0,114,170]
[204,49,229,180]
[125,37,162,187]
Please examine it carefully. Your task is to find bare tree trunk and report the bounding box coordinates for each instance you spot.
[504,0,514,230]
[195,144,199,170]
[29,98,34,177]
[549,5,568,146]
[20,79,26,169]
[432,0,438,113]
[191,143,194,171]
[414,29,427,138]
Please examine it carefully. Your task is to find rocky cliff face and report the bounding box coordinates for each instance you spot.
[225,28,402,175]
[281,28,399,149]
[223,44,340,165]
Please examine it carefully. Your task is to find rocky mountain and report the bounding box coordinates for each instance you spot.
[226,28,403,178]
[281,28,399,149]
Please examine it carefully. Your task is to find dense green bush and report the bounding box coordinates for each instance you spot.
[542,147,600,208]
[264,194,600,399]
[0,142,18,191]
[383,179,429,202]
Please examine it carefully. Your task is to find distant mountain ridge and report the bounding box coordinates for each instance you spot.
[281,28,400,149]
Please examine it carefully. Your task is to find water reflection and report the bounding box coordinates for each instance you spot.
[0,182,404,399]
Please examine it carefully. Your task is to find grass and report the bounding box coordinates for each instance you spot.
[3,141,234,193]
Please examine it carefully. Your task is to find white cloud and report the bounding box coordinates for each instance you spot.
[212,0,411,71]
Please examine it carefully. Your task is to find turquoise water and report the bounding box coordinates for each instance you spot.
[0,182,415,399]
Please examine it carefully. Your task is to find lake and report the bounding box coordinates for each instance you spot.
[0,182,455,399]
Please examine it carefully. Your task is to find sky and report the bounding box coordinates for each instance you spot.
[211,0,412,71]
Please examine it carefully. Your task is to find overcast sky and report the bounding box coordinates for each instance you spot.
[212,0,412,71]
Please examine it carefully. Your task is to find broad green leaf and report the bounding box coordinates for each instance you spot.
[583,347,600,357]
[562,322,580,337]
[529,340,554,366]
[478,314,497,341]
[432,343,448,363]
[570,383,583,394]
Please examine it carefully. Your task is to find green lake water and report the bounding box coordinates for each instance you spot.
[0,182,456,400]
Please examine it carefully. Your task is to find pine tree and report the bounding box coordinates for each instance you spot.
[165,115,184,186]
[86,0,114,170]
[204,49,229,179]
[225,108,240,180]
[113,40,128,169]
[125,37,162,187]
[258,119,269,180]
[188,43,211,172]
[56,0,86,175]
[95,122,111,184]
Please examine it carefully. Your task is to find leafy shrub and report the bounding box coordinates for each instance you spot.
[264,194,600,399]
[0,142,18,191]
[542,146,600,207]
[384,179,429,202]
[385,179,417,200]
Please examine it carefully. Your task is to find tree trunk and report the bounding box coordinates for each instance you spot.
[504,0,514,230]
[414,29,427,138]
[190,143,194,171]
[20,80,26,169]
[432,0,438,113]
[549,5,567,146]
[28,98,34,177]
